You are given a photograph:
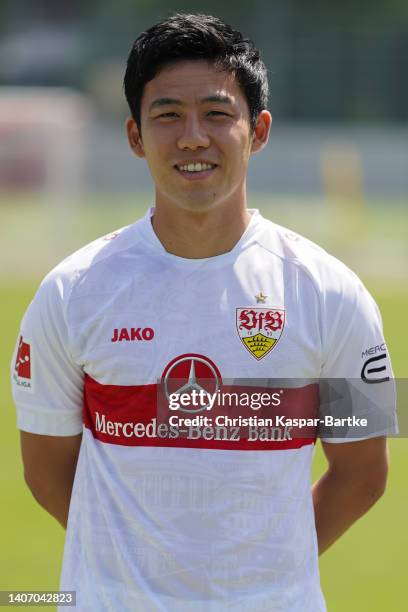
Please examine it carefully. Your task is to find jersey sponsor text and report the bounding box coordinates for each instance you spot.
[111,327,155,342]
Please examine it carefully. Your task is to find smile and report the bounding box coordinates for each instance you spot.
[175,162,217,178]
[177,162,216,172]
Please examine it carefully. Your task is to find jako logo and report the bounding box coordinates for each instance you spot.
[111,327,155,342]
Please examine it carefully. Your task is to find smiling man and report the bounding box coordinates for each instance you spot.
[125,36,271,257]
[11,13,396,612]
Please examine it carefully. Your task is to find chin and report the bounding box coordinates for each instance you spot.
[169,192,222,213]
[178,199,222,213]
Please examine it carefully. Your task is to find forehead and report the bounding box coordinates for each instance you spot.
[141,60,245,106]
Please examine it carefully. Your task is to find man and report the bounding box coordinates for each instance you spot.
[11,13,396,612]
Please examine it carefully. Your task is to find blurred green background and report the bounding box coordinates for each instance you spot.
[1,196,407,611]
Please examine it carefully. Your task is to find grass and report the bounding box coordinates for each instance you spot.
[1,197,407,610]
[0,285,65,607]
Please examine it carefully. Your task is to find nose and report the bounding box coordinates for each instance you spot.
[177,114,210,150]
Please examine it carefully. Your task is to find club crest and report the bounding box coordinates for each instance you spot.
[236,308,285,360]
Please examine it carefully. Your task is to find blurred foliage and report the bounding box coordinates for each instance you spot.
[3,0,408,28]
[1,0,407,121]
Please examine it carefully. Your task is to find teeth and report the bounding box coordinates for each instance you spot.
[178,162,214,172]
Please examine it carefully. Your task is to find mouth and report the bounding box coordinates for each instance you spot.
[174,161,217,180]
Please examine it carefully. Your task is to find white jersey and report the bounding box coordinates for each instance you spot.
[11,209,396,612]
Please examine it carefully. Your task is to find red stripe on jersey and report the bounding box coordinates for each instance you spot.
[83,374,318,450]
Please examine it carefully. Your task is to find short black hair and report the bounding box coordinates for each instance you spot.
[123,13,269,131]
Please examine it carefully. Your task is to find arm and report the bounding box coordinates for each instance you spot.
[312,436,388,555]
[20,431,82,529]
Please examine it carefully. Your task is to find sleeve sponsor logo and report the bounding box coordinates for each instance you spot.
[361,353,389,384]
[13,335,33,391]
[361,343,386,359]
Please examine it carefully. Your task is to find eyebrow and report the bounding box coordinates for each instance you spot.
[149,98,182,111]
[149,94,234,111]
[201,95,233,105]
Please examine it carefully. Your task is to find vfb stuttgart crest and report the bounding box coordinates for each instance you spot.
[236,308,285,360]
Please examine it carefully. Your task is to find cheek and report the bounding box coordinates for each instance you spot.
[229,135,252,171]
[228,123,252,155]
[143,127,173,155]
[143,138,172,176]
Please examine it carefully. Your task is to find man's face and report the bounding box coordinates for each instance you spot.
[127,60,270,213]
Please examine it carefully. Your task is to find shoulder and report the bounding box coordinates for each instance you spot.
[255,215,369,307]
[34,219,145,312]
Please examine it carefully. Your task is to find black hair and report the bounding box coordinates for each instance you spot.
[123,13,268,131]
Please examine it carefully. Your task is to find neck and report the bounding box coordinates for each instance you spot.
[151,195,251,259]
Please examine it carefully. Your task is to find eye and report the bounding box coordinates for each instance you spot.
[207,110,228,117]
[156,112,179,119]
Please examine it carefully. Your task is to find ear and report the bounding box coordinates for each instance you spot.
[126,117,145,158]
[250,110,272,154]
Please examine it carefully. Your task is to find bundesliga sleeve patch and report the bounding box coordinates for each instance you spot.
[13,335,33,391]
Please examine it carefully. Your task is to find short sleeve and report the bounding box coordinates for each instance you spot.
[10,272,84,436]
[319,277,397,442]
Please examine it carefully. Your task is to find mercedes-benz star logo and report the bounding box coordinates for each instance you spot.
[162,354,221,413]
